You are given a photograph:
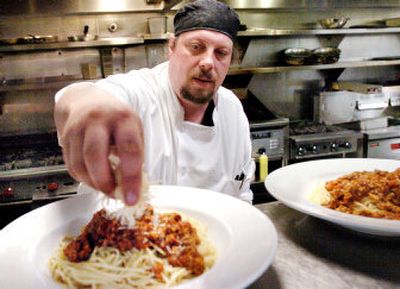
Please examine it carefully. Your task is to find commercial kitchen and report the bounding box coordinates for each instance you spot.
[0,1,399,289]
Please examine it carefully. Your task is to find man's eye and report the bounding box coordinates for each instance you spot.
[191,43,200,50]
[216,50,228,57]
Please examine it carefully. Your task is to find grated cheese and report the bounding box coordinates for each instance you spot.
[105,152,151,228]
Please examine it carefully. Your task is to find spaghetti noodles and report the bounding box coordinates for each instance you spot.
[49,206,216,289]
[310,168,400,220]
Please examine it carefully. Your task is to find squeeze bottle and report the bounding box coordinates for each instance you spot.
[259,153,268,182]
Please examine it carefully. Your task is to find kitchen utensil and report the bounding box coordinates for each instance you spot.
[282,48,312,66]
[319,16,349,29]
[68,25,98,42]
[311,47,341,64]
[0,36,52,46]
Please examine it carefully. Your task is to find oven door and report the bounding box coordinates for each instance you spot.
[366,137,400,159]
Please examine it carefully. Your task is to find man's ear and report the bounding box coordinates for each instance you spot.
[168,36,177,56]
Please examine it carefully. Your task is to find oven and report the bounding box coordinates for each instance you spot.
[249,119,289,203]
[363,125,400,159]
[0,132,79,228]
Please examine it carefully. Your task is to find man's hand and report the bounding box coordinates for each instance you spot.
[54,83,143,205]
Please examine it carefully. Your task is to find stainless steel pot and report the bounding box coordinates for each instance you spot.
[319,16,350,29]
[283,48,312,66]
[312,47,341,64]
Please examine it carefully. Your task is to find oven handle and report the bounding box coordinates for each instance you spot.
[356,101,388,110]
[0,165,69,181]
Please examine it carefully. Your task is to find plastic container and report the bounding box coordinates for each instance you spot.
[259,153,268,182]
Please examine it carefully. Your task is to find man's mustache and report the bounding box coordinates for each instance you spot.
[196,71,214,81]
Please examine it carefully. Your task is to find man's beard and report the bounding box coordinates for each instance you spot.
[180,71,215,104]
[180,86,213,104]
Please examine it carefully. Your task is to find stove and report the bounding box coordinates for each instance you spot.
[0,133,79,206]
[289,121,362,160]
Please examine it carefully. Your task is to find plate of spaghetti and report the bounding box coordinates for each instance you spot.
[0,185,277,289]
[265,158,400,237]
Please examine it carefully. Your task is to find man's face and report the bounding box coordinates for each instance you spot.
[168,30,233,105]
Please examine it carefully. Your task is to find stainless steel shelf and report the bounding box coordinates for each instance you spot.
[228,59,400,75]
[0,77,98,92]
[238,27,400,37]
[1,27,399,52]
[0,37,144,52]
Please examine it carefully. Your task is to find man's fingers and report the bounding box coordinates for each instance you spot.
[83,125,115,196]
[66,129,95,189]
[114,112,144,205]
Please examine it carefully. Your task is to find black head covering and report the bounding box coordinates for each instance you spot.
[174,0,240,41]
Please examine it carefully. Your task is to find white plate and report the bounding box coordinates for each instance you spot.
[0,185,277,289]
[265,158,400,237]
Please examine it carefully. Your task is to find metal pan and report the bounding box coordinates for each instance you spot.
[282,48,312,66]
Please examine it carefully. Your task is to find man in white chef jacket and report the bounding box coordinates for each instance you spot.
[54,0,254,205]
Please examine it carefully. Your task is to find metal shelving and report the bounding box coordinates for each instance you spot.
[238,27,400,37]
[0,37,144,52]
[228,59,400,75]
[2,27,400,52]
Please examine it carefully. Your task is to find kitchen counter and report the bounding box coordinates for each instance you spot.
[248,202,400,289]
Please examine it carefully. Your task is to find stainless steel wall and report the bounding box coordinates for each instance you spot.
[1,0,400,131]
[3,0,400,15]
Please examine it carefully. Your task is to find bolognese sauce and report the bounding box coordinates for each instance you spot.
[63,206,205,276]
[324,168,400,220]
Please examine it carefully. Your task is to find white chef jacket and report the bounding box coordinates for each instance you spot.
[57,61,254,202]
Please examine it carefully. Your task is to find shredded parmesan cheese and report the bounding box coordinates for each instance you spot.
[106,152,152,228]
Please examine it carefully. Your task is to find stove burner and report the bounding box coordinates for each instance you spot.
[0,147,64,171]
[289,121,345,136]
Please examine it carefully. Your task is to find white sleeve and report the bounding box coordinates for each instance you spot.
[95,74,136,107]
[239,158,255,203]
[54,82,95,103]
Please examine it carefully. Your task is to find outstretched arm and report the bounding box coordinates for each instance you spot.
[54,83,143,205]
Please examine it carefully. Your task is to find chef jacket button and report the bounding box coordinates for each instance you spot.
[180,167,186,175]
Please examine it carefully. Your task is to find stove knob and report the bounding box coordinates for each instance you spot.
[311,145,319,154]
[330,143,337,152]
[339,142,352,149]
[47,182,59,192]
[297,146,306,156]
[2,187,14,197]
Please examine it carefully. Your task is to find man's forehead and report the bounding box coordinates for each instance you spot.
[178,30,233,47]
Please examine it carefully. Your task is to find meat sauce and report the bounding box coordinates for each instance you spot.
[325,168,400,219]
[63,206,205,277]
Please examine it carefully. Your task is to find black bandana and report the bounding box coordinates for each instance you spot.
[173,0,240,41]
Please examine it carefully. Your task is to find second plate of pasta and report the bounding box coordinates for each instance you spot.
[265,158,400,237]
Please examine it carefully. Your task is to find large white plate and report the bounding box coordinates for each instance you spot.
[265,158,400,237]
[0,185,277,289]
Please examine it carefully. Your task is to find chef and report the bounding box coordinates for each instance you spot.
[54,0,254,205]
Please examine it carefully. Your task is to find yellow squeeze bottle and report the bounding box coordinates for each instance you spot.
[259,153,268,182]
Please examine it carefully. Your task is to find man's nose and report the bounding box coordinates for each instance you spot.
[199,50,214,71]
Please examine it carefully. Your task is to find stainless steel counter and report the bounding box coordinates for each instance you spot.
[248,202,400,289]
